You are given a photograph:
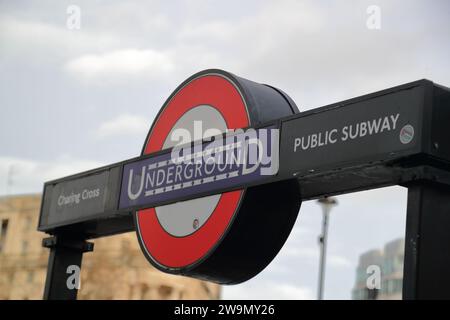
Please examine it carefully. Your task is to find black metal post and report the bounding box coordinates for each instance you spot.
[403,181,450,299]
[42,236,94,300]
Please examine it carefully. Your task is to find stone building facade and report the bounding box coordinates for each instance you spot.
[0,194,220,300]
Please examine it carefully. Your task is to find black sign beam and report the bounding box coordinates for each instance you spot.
[38,73,450,299]
[39,79,450,236]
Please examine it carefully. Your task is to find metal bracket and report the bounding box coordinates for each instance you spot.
[42,236,94,252]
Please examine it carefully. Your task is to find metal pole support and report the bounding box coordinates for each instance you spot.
[317,209,329,300]
[403,181,450,299]
[42,235,94,300]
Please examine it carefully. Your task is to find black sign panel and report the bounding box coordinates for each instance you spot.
[119,127,279,210]
[280,85,425,177]
[39,167,122,231]
[38,79,450,237]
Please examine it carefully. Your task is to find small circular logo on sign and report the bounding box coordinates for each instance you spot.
[400,124,414,144]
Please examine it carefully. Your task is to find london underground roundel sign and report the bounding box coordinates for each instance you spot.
[135,69,301,284]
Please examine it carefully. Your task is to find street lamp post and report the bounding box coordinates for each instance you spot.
[317,197,338,300]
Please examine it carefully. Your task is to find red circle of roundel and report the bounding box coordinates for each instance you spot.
[136,74,250,269]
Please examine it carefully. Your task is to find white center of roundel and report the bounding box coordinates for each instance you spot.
[155,105,227,237]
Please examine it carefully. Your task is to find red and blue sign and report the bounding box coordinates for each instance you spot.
[119,126,279,210]
[134,70,301,283]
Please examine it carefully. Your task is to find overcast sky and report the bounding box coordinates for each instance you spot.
[1,0,449,299]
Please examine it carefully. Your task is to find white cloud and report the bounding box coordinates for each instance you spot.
[282,245,351,268]
[0,156,104,196]
[328,255,352,268]
[283,246,317,259]
[96,114,150,139]
[0,16,119,60]
[223,281,313,300]
[65,49,175,84]
[288,226,313,239]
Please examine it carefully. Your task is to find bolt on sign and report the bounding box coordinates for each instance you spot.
[39,70,450,289]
